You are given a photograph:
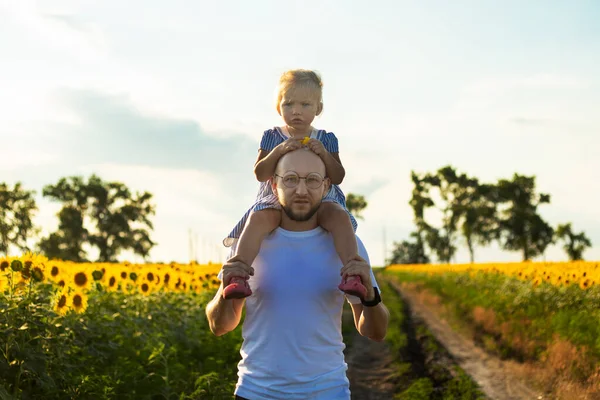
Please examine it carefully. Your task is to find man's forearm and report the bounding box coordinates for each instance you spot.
[358,303,389,342]
[205,285,244,336]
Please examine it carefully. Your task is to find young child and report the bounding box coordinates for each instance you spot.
[222,69,367,300]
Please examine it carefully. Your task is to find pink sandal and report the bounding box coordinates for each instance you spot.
[338,275,367,299]
[223,276,252,299]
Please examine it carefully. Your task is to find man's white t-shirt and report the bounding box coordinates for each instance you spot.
[218,227,380,400]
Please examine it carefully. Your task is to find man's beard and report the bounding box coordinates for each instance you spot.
[281,201,321,222]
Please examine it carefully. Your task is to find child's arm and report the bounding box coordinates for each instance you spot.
[322,151,345,185]
[254,139,302,182]
[306,139,345,185]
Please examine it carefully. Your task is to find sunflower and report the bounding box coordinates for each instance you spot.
[20,261,32,281]
[162,271,178,292]
[70,291,88,313]
[31,266,45,282]
[145,270,156,285]
[137,278,154,296]
[554,275,563,286]
[0,259,9,272]
[105,273,119,292]
[579,279,591,290]
[119,270,129,281]
[53,290,70,316]
[72,269,92,291]
[49,264,61,281]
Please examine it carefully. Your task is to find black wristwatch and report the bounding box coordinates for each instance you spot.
[361,287,381,307]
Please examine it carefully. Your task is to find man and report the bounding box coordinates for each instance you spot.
[205,148,390,400]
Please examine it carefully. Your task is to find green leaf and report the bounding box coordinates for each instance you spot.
[0,385,16,400]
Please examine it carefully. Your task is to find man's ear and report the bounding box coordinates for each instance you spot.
[316,102,323,116]
[321,177,331,198]
[270,176,279,198]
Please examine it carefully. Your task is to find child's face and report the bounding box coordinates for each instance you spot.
[278,85,322,132]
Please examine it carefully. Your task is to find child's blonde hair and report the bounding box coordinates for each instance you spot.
[275,69,323,113]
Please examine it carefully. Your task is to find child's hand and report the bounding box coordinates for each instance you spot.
[277,138,302,156]
[305,138,327,157]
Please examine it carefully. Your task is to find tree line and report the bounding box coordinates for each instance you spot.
[0,175,370,264]
[387,165,592,265]
[1,167,592,265]
[0,175,155,262]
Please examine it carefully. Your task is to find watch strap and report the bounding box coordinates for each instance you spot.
[361,287,381,307]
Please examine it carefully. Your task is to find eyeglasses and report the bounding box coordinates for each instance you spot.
[274,172,325,189]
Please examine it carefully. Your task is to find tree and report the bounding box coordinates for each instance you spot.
[39,174,156,262]
[38,206,89,262]
[456,182,499,263]
[0,182,38,255]
[345,193,368,219]
[387,231,430,265]
[410,166,470,263]
[408,171,435,262]
[555,223,592,261]
[496,174,554,261]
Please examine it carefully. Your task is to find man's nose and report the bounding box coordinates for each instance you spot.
[295,180,308,194]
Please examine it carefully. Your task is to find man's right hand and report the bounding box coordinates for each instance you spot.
[222,256,255,286]
[207,257,252,334]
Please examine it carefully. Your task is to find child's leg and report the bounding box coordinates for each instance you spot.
[317,203,367,299]
[317,202,367,298]
[317,202,359,264]
[232,208,281,266]
[223,208,281,300]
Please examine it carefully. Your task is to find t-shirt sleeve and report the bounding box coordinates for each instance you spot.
[345,235,381,305]
[259,129,279,152]
[321,132,340,153]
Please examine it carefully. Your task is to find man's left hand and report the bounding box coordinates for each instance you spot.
[340,256,375,301]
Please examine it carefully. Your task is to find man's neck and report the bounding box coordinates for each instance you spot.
[279,215,319,232]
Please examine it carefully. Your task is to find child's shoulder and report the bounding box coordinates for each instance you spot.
[262,126,287,137]
[314,129,339,141]
[316,129,337,138]
[314,129,340,152]
[260,127,284,140]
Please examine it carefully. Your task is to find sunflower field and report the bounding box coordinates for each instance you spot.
[0,253,241,399]
[383,261,600,396]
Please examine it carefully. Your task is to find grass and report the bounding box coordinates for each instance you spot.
[384,269,600,398]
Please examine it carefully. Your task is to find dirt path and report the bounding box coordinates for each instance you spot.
[392,281,545,400]
[345,329,398,400]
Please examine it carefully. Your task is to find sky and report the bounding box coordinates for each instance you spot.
[1,0,599,265]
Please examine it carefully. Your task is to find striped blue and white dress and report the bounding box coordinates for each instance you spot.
[223,126,358,247]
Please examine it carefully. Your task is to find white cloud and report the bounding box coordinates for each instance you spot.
[0,147,58,171]
[2,0,108,61]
